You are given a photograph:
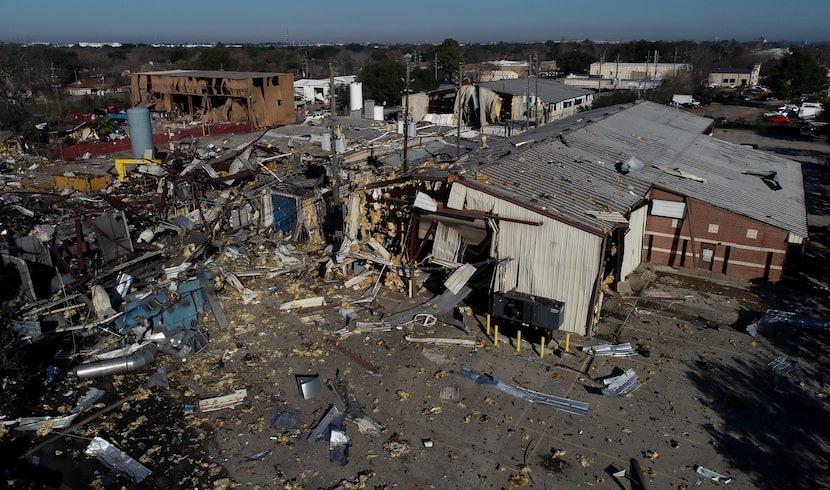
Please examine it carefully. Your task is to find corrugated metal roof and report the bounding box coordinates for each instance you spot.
[132,69,289,79]
[480,78,592,103]
[474,100,808,237]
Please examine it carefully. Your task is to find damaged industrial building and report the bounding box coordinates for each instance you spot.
[0,79,810,487]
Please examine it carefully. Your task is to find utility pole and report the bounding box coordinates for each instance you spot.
[614,54,620,92]
[456,61,463,158]
[526,57,531,130]
[598,53,604,95]
[534,54,539,128]
[434,53,440,81]
[403,54,412,173]
[329,64,341,210]
[653,50,659,85]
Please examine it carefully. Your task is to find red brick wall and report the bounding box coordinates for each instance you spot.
[644,188,790,282]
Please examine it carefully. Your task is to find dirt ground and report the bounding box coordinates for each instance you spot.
[6,119,830,490]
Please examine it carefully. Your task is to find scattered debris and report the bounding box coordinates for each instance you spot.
[382,433,411,458]
[84,436,152,483]
[602,368,642,397]
[198,388,248,412]
[457,364,589,416]
[404,335,478,347]
[296,374,323,400]
[695,464,733,484]
[747,309,830,337]
[767,355,795,374]
[582,342,635,357]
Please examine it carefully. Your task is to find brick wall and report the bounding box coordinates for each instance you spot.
[644,188,790,282]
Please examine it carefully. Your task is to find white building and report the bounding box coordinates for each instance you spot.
[294,76,356,103]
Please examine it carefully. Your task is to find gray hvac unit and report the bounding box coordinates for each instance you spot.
[492,291,564,331]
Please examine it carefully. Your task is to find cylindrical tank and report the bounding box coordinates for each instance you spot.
[321,132,331,151]
[407,121,416,138]
[335,138,346,154]
[397,121,404,134]
[349,83,363,113]
[127,107,154,159]
[373,105,384,121]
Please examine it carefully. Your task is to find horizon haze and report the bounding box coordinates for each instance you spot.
[2,0,829,46]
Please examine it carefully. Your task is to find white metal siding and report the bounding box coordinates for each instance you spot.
[432,222,463,262]
[448,184,602,335]
[620,205,647,280]
[651,199,686,219]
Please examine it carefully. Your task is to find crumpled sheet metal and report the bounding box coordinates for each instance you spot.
[85,436,152,483]
[602,368,642,397]
[581,343,635,357]
[115,273,218,333]
[457,364,589,416]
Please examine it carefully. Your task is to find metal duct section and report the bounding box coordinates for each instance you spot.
[72,344,158,379]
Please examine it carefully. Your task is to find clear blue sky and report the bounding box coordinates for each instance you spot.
[2,0,828,45]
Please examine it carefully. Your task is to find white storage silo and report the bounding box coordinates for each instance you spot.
[349,83,363,113]
[373,105,384,121]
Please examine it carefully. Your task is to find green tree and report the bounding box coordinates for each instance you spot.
[87,115,117,139]
[767,49,826,100]
[434,38,463,84]
[557,50,595,76]
[193,44,235,71]
[357,59,405,106]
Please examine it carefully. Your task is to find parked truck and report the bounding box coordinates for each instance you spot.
[670,94,700,108]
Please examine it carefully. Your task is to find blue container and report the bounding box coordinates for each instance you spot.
[127,107,154,159]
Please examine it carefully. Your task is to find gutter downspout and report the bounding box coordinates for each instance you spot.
[72,343,158,379]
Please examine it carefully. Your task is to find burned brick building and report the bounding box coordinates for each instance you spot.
[130,70,295,129]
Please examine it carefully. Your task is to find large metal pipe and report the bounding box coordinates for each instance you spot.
[71,344,158,379]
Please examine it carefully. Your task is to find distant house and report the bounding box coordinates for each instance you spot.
[708,64,761,88]
[294,76,356,103]
[65,78,116,97]
[478,78,593,131]
[130,70,296,129]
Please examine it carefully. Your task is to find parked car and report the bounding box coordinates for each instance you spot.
[767,115,790,123]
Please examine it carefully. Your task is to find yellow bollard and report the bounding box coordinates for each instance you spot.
[494,325,499,347]
[540,337,545,359]
[565,333,570,353]
[516,330,521,352]
[486,314,491,336]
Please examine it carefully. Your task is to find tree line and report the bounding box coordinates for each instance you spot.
[1,39,827,147]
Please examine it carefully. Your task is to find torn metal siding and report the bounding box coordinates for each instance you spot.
[448,183,601,336]
[620,204,647,281]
